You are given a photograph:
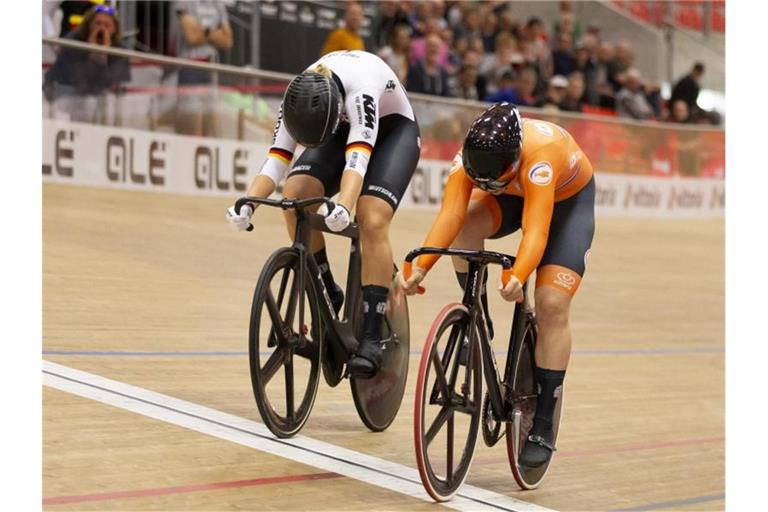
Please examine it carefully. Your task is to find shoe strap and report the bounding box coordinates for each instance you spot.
[527,434,557,452]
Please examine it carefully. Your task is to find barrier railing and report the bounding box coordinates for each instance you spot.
[42,37,724,179]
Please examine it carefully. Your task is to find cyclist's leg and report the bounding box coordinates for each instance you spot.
[348,114,419,376]
[452,190,523,339]
[282,175,327,250]
[282,124,348,311]
[520,176,596,467]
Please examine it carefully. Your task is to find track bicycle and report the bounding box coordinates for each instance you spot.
[234,196,410,438]
[404,247,562,501]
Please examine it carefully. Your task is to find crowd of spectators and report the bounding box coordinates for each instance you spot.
[43,0,233,134]
[325,1,719,125]
[43,0,720,128]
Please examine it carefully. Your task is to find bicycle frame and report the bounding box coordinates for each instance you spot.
[404,247,530,422]
[236,196,362,358]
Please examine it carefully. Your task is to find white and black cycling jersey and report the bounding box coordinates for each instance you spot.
[259,50,415,185]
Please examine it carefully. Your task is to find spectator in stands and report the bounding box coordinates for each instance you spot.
[615,68,654,120]
[560,71,585,112]
[440,25,462,74]
[478,32,518,94]
[520,17,550,69]
[172,1,232,136]
[484,71,521,103]
[378,24,412,84]
[454,5,483,44]
[321,1,364,55]
[410,17,453,72]
[537,74,569,111]
[480,11,498,53]
[669,99,691,124]
[453,62,481,101]
[410,1,434,38]
[373,1,410,50]
[553,1,582,42]
[406,33,450,96]
[461,49,488,100]
[607,40,634,92]
[670,62,705,115]
[574,38,598,105]
[594,41,616,108]
[511,67,537,107]
[552,32,577,77]
[44,4,130,123]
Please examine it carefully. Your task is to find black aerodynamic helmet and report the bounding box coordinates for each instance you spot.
[462,103,523,191]
[282,70,342,148]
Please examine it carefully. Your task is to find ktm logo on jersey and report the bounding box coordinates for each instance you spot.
[362,94,376,129]
[529,163,553,186]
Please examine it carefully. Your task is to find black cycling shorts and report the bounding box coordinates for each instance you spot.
[287,114,420,212]
[489,177,596,276]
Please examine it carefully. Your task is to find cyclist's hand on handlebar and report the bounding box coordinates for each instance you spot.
[499,273,524,303]
[401,266,426,295]
[226,204,253,231]
[319,202,350,232]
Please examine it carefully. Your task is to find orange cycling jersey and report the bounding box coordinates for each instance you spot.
[417,118,594,284]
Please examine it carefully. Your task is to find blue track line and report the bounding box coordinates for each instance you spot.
[43,346,724,357]
[612,492,725,511]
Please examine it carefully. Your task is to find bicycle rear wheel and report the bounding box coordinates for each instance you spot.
[414,303,482,502]
[351,274,410,432]
[505,322,563,489]
[249,248,322,438]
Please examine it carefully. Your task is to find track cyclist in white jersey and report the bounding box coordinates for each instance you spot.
[227,50,421,379]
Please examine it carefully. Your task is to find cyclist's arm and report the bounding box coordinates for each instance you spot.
[246,103,298,200]
[511,162,556,283]
[337,87,384,210]
[416,167,474,272]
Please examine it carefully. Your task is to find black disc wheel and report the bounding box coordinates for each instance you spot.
[505,322,562,489]
[249,248,322,438]
[351,274,410,432]
[414,303,482,502]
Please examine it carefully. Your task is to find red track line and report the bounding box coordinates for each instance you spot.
[474,435,724,467]
[43,472,341,506]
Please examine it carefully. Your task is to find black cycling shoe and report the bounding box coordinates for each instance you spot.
[328,284,344,316]
[347,337,383,379]
[519,427,556,468]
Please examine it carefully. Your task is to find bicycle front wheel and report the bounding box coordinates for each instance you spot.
[414,303,482,502]
[249,248,322,438]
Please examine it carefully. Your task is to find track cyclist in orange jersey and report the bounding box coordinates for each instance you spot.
[227,50,420,379]
[402,103,595,469]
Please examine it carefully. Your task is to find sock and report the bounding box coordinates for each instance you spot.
[455,271,493,339]
[315,248,340,294]
[532,367,565,435]
[362,284,389,341]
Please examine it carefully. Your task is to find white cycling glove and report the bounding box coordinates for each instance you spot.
[226,204,253,231]
[321,203,350,232]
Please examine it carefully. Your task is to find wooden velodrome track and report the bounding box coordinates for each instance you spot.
[42,183,724,511]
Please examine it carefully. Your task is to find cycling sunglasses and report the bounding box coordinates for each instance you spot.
[472,176,512,192]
